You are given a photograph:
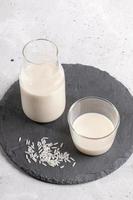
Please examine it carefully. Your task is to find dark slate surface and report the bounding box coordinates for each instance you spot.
[0,64,133,185]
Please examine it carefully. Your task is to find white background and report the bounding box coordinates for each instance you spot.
[0,0,133,199]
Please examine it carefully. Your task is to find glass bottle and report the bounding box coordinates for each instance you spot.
[19,39,66,122]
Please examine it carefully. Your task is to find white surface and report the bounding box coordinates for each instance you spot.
[0,0,133,199]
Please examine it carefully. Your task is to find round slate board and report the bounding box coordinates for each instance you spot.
[0,64,133,185]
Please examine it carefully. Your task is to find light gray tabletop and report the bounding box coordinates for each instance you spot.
[0,0,133,199]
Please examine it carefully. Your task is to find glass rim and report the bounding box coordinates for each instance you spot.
[67,96,120,140]
[22,38,58,65]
